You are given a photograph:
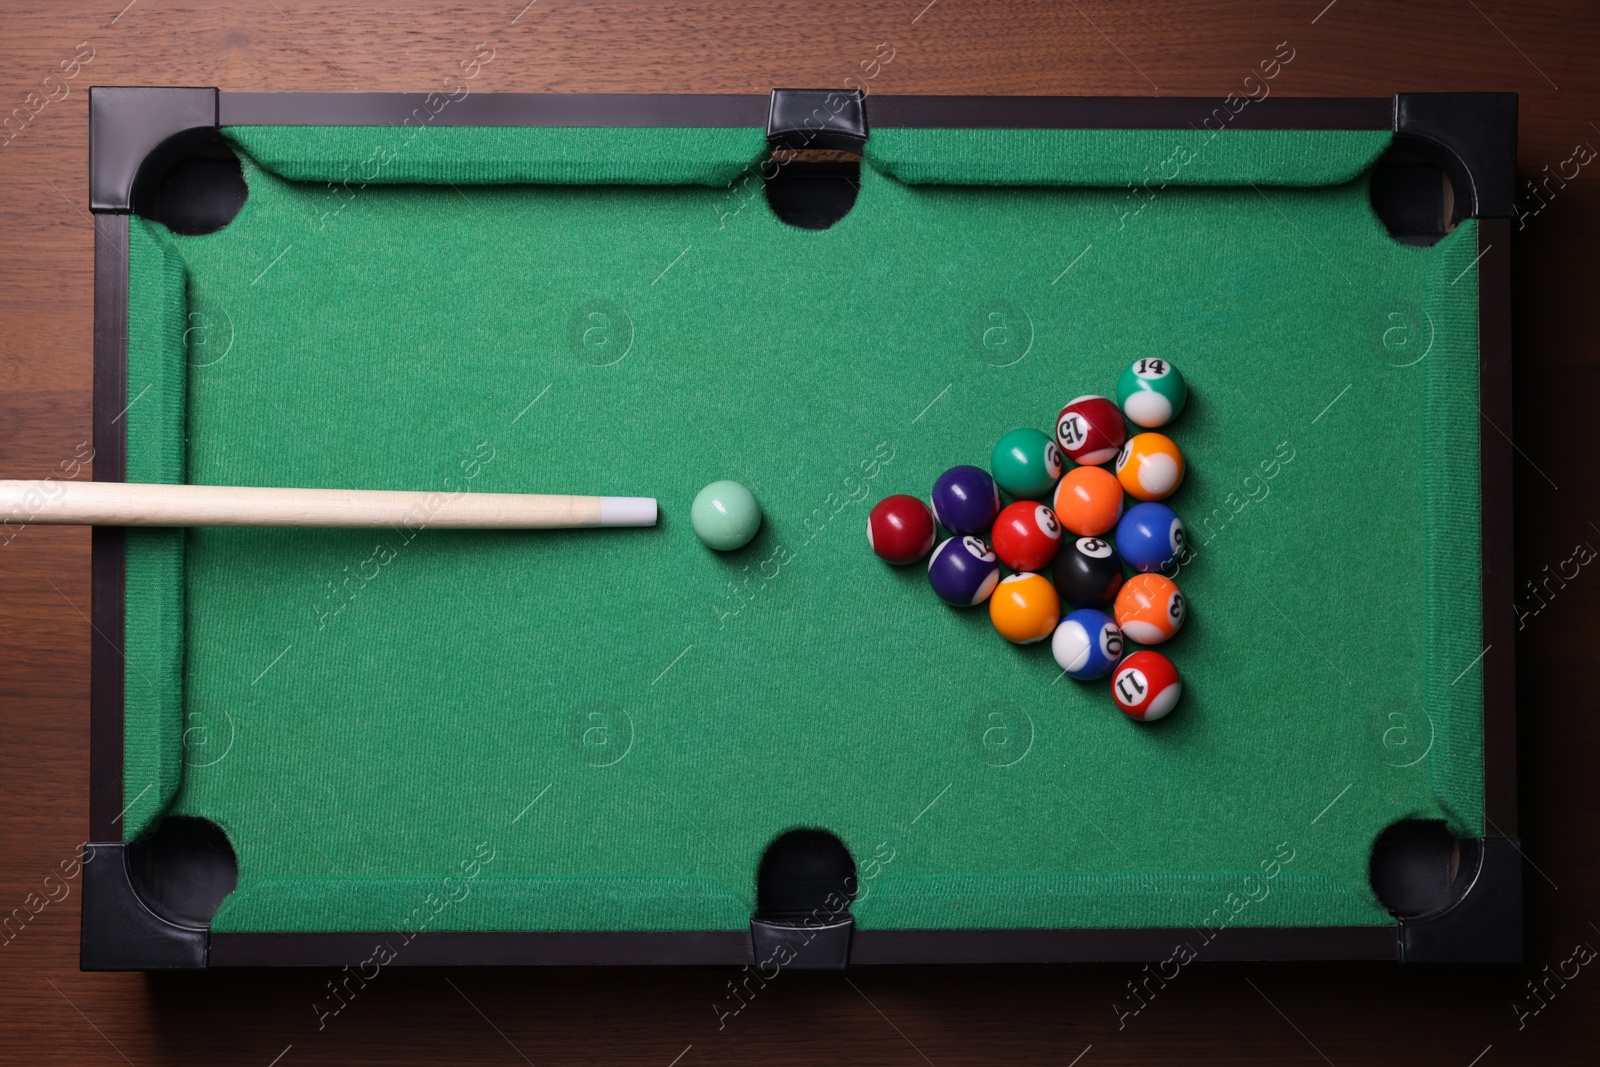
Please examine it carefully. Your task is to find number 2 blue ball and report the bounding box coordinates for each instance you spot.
[1116,502,1186,572]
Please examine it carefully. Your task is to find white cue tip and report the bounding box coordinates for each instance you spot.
[599,496,659,527]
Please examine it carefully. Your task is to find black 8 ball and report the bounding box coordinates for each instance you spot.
[1052,535,1126,609]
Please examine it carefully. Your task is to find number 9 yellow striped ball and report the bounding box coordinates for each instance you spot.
[1115,433,1185,502]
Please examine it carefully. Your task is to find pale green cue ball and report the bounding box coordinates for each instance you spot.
[691,480,762,551]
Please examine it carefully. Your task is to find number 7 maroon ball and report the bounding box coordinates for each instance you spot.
[867,494,937,565]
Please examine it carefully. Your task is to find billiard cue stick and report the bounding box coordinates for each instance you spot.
[0,480,658,529]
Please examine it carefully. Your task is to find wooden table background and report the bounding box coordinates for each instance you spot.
[2,1,1597,1063]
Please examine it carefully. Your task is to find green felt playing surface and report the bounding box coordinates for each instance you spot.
[123,125,1482,933]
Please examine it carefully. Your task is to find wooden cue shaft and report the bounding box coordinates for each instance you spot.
[0,480,658,529]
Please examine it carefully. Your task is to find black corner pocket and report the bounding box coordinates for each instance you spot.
[1370,142,1458,246]
[131,128,247,236]
[1370,818,1472,918]
[764,151,860,231]
[128,815,238,928]
[756,828,857,924]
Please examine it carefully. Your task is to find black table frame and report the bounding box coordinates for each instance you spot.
[82,87,1519,969]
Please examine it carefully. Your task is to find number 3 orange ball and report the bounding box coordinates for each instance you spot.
[989,572,1061,645]
[1115,433,1185,502]
[1052,466,1124,537]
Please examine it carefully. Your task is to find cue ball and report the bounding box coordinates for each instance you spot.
[1116,502,1186,573]
[1052,608,1124,680]
[691,480,762,551]
[1115,432,1186,502]
[928,535,1001,607]
[1052,535,1125,608]
[990,501,1063,572]
[1112,650,1182,720]
[1055,395,1127,466]
[1117,358,1188,428]
[930,465,1002,536]
[868,495,937,565]
[1113,573,1186,644]
[989,572,1061,645]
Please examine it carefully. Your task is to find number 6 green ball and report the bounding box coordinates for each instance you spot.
[1117,358,1188,428]
[990,428,1064,500]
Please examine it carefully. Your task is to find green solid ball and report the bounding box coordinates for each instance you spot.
[1117,357,1188,428]
[691,480,762,551]
[990,428,1064,500]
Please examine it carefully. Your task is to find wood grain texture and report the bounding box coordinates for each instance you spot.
[2,1,1598,1063]
[0,481,653,528]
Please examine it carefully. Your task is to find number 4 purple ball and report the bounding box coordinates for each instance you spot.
[930,466,1001,536]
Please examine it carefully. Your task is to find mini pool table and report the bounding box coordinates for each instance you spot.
[81,88,1520,968]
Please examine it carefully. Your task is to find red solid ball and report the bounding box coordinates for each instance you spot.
[1056,395,1127,466]
[1111,650,1183,721]
[867,495,936,565]
[990,501,1063,572]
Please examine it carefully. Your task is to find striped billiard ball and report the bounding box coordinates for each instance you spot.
[1117,358,1188,428]
[1112,650,1182,720]
[1052,608,1124,680]
[928,535,1001,607]
[1055,395,1127,466]
[1113,573,1186,644]
[1115,433,1185,502]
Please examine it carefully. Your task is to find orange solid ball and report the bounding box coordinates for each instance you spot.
[989,572,1061,645]
[1052,466,1124,537]
[1113,573,1186,645]
[1115,433,1185,502]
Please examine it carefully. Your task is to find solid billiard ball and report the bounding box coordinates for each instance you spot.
[928,535,1001,606]
[1051,466,1123,537]
[691,480,762,550]
[990,428,1064,500]
[1055,395,1127,466]
[1116,502,1186,573]
[1111,649,1182,720]
[1113,573,1186,644]
[1115,433,1185,502]
[1052,535,1125,608]
[868,495,937,565]
[1117,358,1188,428]
[930,465,1002,535]
[990,501,1063,572]
[1052,608,1124,680]
[988,572,1060,644]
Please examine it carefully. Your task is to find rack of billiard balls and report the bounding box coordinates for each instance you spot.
[867,358,1190,723]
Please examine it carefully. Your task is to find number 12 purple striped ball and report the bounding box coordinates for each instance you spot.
[928,536,1001,606]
